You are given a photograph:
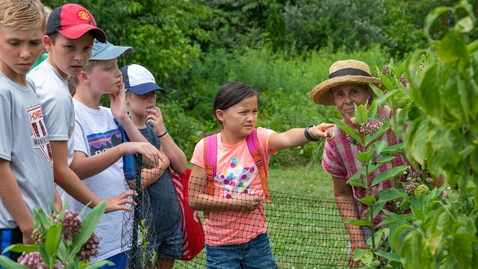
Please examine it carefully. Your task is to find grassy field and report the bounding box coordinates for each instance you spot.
[175,167,349,268]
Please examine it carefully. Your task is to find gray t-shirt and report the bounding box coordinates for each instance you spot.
[0,72,54,229]
[65,99,130,261]
[139,123,181,238]
[28,61,75,165]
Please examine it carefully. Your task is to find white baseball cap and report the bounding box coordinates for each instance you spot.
[121,64,165,95]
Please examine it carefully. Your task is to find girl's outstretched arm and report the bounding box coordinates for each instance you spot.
[268,123,335,151]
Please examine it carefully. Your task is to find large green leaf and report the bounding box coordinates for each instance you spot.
[367,100,378,120]
[401,230,425,269]
[371,166,408,187]
[360,195,376,206]
[2,244,37,254]
[379,73,394,91]
[329,118,362,144]
[344,219,373,228]
[390,225,410,253]
[377,188,405,203]
[357,147,374,165]
[406,119,428,165]
[45,224,62,257]
[33,208,50,228]
[85,260,115,269]
[380,143,404,154]
[0,256,28,269]
[438,31,469,62]
[455,16,474,33]
[372,201,386,219]
[347,177,366,188]
[424,7,452,41]
[354,248,370,262]
[451,233,473,268]
[371,140,388,156]
[355,104,368,126]
[418,64,443,120]
[374,251,401,262]
[472,243,478,269]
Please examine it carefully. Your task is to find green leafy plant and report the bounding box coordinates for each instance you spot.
[330,97,409,268]
[138,219,156,267]
[385,0,478,268]
[0,201,110,269]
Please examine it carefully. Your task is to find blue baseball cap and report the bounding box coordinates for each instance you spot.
[90,40,133,61]
[121,64,165,95]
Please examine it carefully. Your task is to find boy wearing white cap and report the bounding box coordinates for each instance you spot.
[67,42,164,267]
[122,64,188,269]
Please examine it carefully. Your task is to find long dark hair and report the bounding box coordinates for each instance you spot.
[213,81,259,122]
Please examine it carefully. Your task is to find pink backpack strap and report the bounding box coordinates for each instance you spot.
[204,134,217,196]
[246,129,271,202]
[203,134,218,219]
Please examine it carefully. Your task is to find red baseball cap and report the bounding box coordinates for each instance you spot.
[45,4,106,43]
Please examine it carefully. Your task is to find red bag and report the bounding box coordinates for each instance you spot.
[171,168,205,261]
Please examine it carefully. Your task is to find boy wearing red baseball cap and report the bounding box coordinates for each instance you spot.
[28,3,137,227]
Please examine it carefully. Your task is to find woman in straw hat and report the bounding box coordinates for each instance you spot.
[310,59,407,268]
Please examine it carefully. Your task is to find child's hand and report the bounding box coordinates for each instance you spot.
[104,190,138,213]
[121,142,164,168]
[237,194,263,212]
[145,107,166,136]
[309,123,335,140]
[110,83,128,121]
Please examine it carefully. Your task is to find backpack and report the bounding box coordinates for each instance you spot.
[171,169,205,261]
[203,128,271,218]
[114,118,136,180]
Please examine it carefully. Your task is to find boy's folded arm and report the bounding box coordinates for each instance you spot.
[0,159,34,242]
[158,137,188,174]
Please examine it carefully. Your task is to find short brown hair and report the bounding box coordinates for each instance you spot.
[68,60,98,95]
[0,0,45,31]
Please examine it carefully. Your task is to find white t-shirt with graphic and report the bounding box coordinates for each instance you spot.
[64,98,131,261]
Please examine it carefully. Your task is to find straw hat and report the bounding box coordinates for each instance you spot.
[309,59,386,106]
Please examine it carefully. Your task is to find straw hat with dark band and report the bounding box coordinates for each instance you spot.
[309,59,386,106]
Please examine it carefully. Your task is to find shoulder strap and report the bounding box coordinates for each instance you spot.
[203,134,218,218]
[204,134,216,196]
[246,129,271,202]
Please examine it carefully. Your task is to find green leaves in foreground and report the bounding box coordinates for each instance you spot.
[0,201,107,269]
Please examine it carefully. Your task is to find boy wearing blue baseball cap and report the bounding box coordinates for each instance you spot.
[68,42,164,268]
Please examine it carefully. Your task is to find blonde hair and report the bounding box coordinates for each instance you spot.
[0,0,46,31]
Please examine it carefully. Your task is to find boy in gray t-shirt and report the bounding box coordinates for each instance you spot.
[0,0,57,262]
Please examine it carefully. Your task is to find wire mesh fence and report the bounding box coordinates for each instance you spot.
[121,160,351,268]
